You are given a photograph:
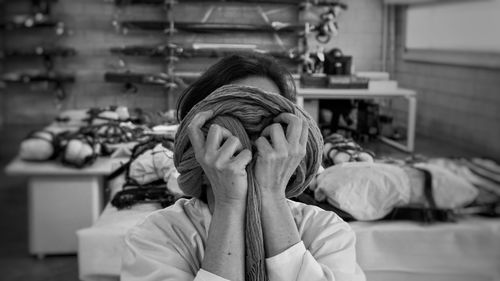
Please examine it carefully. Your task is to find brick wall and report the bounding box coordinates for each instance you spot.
[1,0,384,126]
[390,8,500,160]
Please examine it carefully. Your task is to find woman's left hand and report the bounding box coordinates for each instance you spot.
[254,113,309,199]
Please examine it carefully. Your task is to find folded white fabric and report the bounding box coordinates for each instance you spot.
[129,143,175,185]
[314,162,411,221]
[413,162,478,209]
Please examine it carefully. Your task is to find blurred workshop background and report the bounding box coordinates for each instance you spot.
[1,0,499,280]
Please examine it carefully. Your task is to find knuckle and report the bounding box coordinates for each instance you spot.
[280,150,289,158]
[227,165,240,173]
[220,126,231,135]
[228,135,239,144]
[213,160,225,170]
[264,151,277,161]
[272,150,288,159]
[271,123,282,129]
[289,146,305,158]
[297,118,304,127]
[296,149,306,159]
[200,154,211,164]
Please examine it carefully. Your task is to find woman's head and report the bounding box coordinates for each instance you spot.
[176,52,296,121]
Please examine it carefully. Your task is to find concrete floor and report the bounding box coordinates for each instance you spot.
[0,123,478,281]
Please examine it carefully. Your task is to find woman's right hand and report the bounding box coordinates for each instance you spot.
[187,111,252,207]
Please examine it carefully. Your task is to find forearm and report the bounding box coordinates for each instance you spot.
[260,193,301,258]
[202,202,246,281]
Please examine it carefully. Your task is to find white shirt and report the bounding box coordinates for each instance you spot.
[121,198,365,281]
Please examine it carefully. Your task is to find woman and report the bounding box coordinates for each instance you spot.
[121,53,365,281]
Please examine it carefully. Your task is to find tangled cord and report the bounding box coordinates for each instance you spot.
[323,133,375,167]
[60,132,99,168]
[108,135,178,209]
[80,122,143,145]
[57,122,145,168]
[174,84,323,281]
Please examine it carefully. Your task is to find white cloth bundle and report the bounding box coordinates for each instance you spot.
[19,131,55,161]
[314,162,411,220]
[63,139,96,167]
[129,143,176,185]
[313,161,480,221]
[91,106,129,125]
[413,162,478,209]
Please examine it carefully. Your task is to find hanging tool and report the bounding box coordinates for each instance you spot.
[113,0,346,7]
[0,13,65,35]
[117,20,307,33]
[110,43,302,61]
[1,71,75,105]
[104,71,186,92]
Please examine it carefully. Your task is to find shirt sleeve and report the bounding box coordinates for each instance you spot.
[121,229,229,281]
[265,206,366,281]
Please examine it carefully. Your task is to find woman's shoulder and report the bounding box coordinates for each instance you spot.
[287,199,354,235]
[287,199,357,254]
[127,198,210,241]
[287,199,344,221]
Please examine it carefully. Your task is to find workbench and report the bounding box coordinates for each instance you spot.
[5,156,127,258]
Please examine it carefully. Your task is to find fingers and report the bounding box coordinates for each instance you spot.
[206,124,232,151]
[255,135,273,154]
[273,113,303,144]
[261,123,287,150]
[299,121,309,146]
[232,149,252,167]
[187,110,213,153]
[218,136,243,160]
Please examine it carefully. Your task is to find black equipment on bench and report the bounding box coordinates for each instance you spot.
[107,135,185,209]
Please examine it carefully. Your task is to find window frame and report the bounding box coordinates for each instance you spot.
[396,0,500,69]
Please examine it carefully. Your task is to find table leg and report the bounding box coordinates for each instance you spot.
[28,175,104,256]
[296,96,304,109]
[406,95,417,152]
[379,95,417,152]
[302,99,319,122]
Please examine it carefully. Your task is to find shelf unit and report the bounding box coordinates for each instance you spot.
[0,0,74,112]
[106,0,346,109]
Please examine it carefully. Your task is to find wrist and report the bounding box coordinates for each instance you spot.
[261,192,288,215]
[260,188,286,202]
[214,198,246,213]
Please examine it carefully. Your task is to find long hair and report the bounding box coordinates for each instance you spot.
[176,52,296,121]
